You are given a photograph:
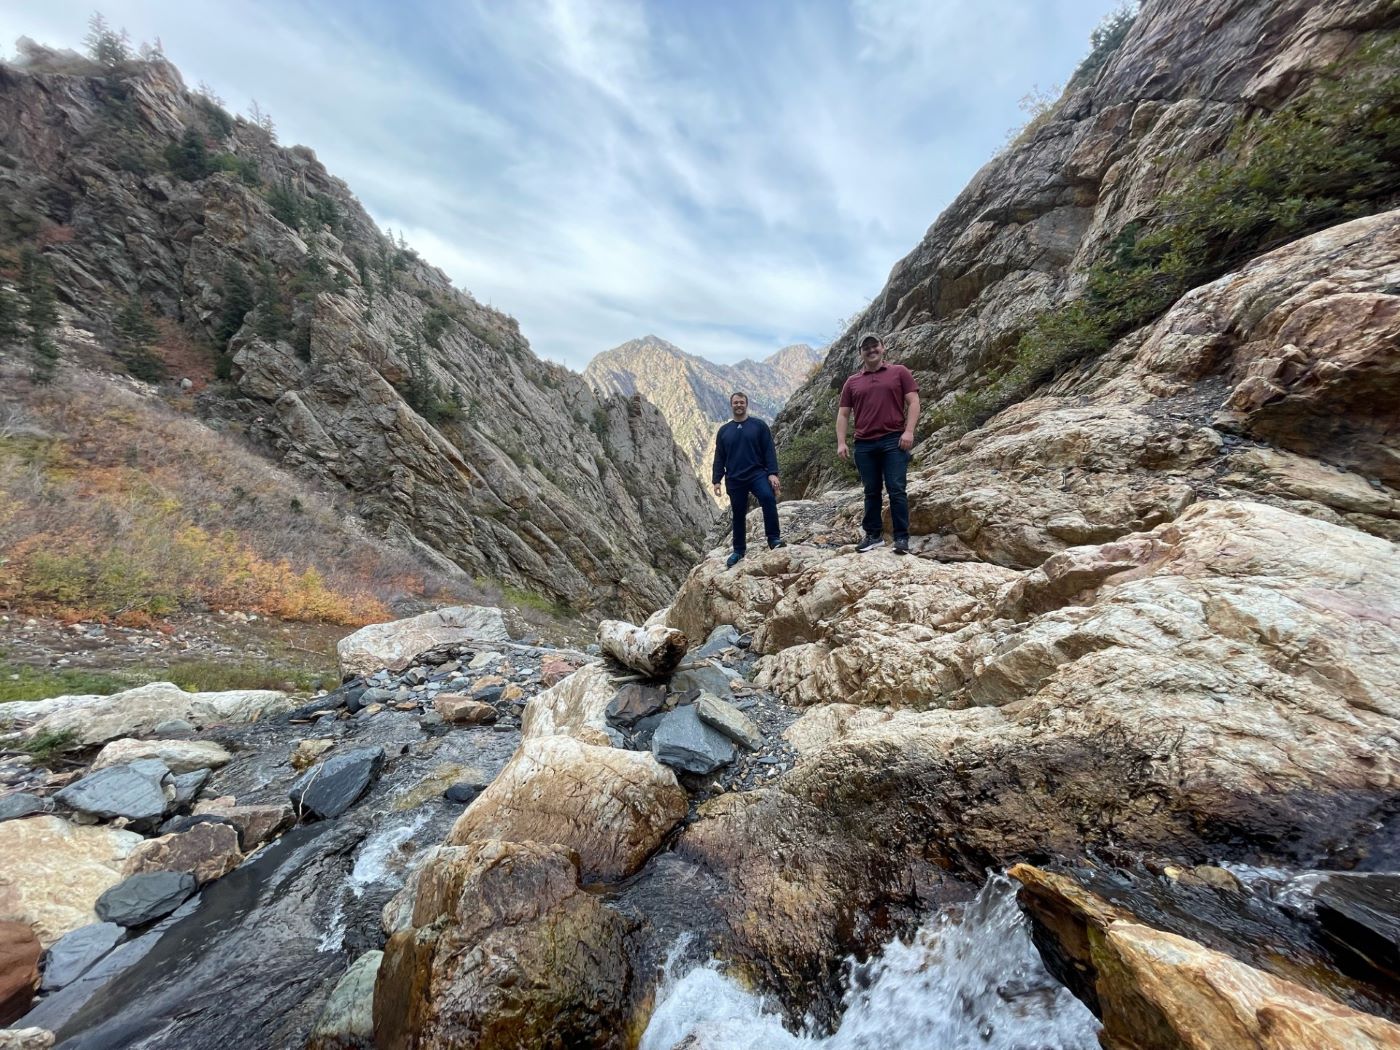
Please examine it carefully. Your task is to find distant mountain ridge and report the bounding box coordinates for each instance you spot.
[583,336,820,480]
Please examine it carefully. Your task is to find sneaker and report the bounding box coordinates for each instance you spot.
[768,538,787,550]
[894,537,910,555]
[725,551,745,569]
[855,535,885,553]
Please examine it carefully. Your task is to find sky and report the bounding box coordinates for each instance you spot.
[1,1,1117,370]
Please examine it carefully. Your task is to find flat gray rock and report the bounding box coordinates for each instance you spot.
[55,762,171,824]
[669,661,736,698]
[652,704,735,775]
[695,693,762,751]
[171,769,211,807]
[40,922,125,991]
[605,683,666,728]
[95,871,196,928]
[0,792,54,822]
[289,747,385,820]
[694,624,741,660]
[308,949,381,1049]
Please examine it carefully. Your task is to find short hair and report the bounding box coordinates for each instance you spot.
[730,391,748,401]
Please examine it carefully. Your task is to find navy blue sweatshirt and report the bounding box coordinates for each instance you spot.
[712,417,779,486]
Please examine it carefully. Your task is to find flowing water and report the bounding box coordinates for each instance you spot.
[640,876,1101,1050]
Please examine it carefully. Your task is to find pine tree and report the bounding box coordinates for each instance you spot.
[216,261,255,346]
[84,13,130,67]
[165,126,210,181]
[114,295,163,382]
[19,248,59,383]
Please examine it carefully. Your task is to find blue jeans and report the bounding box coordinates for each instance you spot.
[727,474,780,555]
[853,432,910,540]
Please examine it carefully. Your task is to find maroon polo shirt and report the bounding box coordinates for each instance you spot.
[839,363,919,440]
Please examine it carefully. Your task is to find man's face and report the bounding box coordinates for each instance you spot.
[730,394,749,419]
[860,339,885,367]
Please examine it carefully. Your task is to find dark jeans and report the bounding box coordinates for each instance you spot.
[727,474,780,555]
[853,432,910,540]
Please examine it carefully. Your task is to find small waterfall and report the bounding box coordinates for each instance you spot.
[641,876,1100,1050]
[319,809,433,953]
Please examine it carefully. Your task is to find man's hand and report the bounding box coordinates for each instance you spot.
[712,482,722,497]
[768,474,781,497]
[899,431,914,452]
[836,441,849,460]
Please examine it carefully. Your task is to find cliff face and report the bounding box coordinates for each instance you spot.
[0,44,712,620]
[777,0,1400,499]
[584,335,819,480]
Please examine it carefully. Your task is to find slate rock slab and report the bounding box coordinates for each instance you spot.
[0,793,53,823]
[94,871,196,928]
[606,683,667,728]
[695,693,762,751]
[289,747,385,820]
[669,661,736,698]
[170,769,210,808]
[694,624,740,660]
[1311,872,1400,981]
[55,761,171,824]
[652,705,735,775]
[39,923,124,992]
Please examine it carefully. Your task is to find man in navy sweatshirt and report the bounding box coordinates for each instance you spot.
[712,391,785,569]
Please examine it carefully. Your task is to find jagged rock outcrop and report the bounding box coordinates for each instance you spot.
[584,335,819,481]
[0,46,711,618]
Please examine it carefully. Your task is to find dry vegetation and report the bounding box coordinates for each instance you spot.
[0,371,477,626]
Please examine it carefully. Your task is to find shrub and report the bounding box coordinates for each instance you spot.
[1070,3,1138,87]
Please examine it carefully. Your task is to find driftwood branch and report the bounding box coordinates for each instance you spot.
[597,620,688,677]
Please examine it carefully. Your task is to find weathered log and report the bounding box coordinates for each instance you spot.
[597,620,688,677]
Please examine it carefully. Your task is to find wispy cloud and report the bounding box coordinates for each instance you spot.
[5,0,1115,368]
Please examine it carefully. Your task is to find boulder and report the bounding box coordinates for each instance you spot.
[605,682,667,728]
[1102,922,1400,1050]
[432,695,496,725]
[54,760,171,826]
[447,735,687,881]
[121,822,243,884]
[169,768,210,807]
[0,795,52,823]
[669,660,736,698]
[597,619,688,676]
[291,738,335,771]
[188,802,294,852]
[0,1028,53,1049]
[37,922,123,992]
[0,921,40,1026]
[90,738,231,774]
[520,663,615,745]
[308,949,381,1050]
[374,840,639,1050]
[1308,873,1400,986]
[694,693,762,750]
[0,817,142,946]
[337,606,509,677]
[652,705,735,775]
[94,871,196,928]
[442,781,486,805]
[5,683,290,749]
[289,748,385,821]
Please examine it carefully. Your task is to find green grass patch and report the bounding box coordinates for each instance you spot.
[0,662,139,703]
[927,32,1400,434]
[12,728,78,761]
[502,584,578,621]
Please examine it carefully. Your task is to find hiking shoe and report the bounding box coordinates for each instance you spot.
[894,537,910,555]
[725,551,745,569]
[855,535,885,553]
[768,538,787,550]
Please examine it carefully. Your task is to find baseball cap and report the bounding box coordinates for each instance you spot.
[856,331,882,350]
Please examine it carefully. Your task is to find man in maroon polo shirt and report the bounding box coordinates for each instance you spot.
[836,331,920,554]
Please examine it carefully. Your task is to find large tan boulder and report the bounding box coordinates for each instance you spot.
[1,683,291,749]
[447,736,686,882]
[1100,923,1400,1050]
[336,606,509,677]
[92,737,232,774]
[0,817,142,947]
[374,840,640,1050]
[519,662,613,744]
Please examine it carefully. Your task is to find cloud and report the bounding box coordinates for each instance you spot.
[5,0,1117,369]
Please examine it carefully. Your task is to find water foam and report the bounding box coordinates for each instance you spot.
[641,876,1100,1050]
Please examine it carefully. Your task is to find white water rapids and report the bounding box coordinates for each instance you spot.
[641,876,1101,1050]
